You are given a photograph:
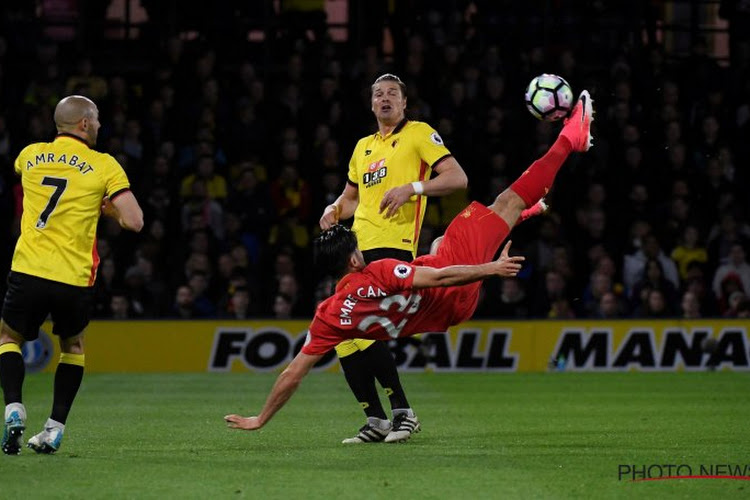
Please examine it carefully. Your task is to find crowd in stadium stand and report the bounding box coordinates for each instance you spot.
[0,2,749,321]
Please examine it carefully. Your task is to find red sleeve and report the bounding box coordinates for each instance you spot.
[301,318,341,356]
[364,259,415,294]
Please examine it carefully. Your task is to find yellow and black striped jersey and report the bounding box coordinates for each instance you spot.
[347,120,451,255]
[12,134,130,286]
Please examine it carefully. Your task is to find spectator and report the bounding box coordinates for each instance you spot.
[629,258,680,315]
[179,154,228,201]
[487,278,530,319]
[272,292,294,320]
[723,291,748,318]
[532,269,570,318]
[706,212,750,265]
[581,271,615,317]
[188,271,217,318]
[671,225,708,281]
[736,298,750,318]
[64,56,108,100]
[269,164,312,223]
[180,178,224,240]
[680,290,702,319]
[171,285,198,319]
[226,167,275,242]
[638,288,673,318]
[684,262,718,317]
[595,291,628,319]
[92,257,120,318]
[223,286,253,320]
[109,291,132,320]
[623,233,680,292]
[711,243,750,298]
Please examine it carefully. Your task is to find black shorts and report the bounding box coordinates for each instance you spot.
[1,271,93,340]
[362,248,413,265]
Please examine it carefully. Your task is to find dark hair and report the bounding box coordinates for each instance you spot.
[371,73,407,98]
[314,224,358,278]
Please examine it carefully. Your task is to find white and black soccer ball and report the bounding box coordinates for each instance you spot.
[524,74,574,122]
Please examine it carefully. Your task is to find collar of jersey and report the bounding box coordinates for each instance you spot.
[334,271,359,293]
[375,118,408,139]
[55,133,92,148]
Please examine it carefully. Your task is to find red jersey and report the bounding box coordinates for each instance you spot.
[303,202,511,356]
[304,258,474,355]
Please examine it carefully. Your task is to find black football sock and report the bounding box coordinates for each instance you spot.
[50,353,85,424]
[363,341,411,410]
[339,351,388,420]
[0,345,25,404]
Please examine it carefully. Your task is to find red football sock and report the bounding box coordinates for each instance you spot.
[510,135,573,207]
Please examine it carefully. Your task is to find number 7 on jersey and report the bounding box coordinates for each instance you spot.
[36,176,68,229]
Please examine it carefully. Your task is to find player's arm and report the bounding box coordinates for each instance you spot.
[422,156,468,196]
[380,157,468,218]
[224,351,322,431]
[320,183,359,230]
[411,241,524,289]
[101,190,144,232]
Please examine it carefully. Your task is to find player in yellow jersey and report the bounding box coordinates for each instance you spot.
[1,95,144,455]
[319,74,469,443]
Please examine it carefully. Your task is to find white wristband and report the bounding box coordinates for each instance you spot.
[411,181,424,195]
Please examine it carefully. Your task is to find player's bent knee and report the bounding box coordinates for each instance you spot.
[60,334,85,355]
[490,190,526,224]
[0,321,25,345]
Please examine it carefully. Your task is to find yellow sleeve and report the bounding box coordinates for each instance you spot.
[13,145,33,175]
[413,122,452,167]
[102,154,131,197]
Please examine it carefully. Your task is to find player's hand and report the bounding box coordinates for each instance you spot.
[224,414,262,431]
[379,184,415,218]
[495,240,525,277]
[320,204,340,230]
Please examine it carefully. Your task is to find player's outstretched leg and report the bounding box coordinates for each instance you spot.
[490,90,594,227]
[27,420,64,454]
[2,403,26,455]
[560,90,594,152]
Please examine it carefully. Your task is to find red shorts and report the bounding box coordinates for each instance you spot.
[415,202,510,323]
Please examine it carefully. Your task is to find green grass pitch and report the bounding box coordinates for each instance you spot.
[2,371,749,499]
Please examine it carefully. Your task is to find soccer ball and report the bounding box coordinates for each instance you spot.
[524,74,574,121]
